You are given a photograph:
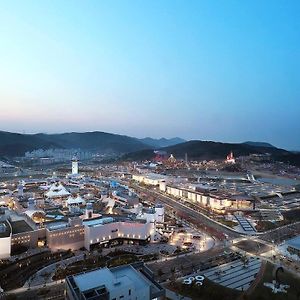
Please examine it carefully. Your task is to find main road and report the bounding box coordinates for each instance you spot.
[125,181,242,239]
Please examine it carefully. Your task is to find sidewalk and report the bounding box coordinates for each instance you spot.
[24,253,85,287]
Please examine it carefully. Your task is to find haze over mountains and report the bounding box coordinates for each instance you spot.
[139,137,186,148]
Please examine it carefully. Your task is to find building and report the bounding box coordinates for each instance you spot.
[66,195,86,209]
[45,182,70,199]
[0,221,11,258]
[0,191,160,257]
[164,184,254,212]
[287,236,300,257]
[226,151,236,164]
[137,204,165,224]
[132,173,168,186]
[84,217,154,251]
[72,157,79,175]
[65,263,165,300]
[46,218,85,251]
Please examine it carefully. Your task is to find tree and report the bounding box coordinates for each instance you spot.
[241,255,249,268]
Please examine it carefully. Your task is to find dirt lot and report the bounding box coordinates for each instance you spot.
[235,240,271,255]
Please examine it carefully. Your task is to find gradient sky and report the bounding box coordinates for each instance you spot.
[0,1,299,149]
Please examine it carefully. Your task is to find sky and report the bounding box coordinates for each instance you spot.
[0,1,299,149]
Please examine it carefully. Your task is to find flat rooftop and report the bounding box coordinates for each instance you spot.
[0,221,11,238]
[135,173,168,180]
[83,217,114,227]
[74,266,148,292]
[11,220,33,234]
[85,216,147,227]
[45,221,69,231]
[68,263,164,300]
[287,235,300,250]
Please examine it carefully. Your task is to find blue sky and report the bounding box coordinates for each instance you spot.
[0,1,299,149]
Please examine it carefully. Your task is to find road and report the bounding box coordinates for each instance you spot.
[129,182,242,239]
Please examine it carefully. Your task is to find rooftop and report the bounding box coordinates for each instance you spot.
[67,263,164,300]
[74,266,148,292]
[83,217,114,227]
[287,235,300,250]
[11,220,33,234]
[0,221,11,238]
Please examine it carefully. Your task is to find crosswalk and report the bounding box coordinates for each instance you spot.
[235,215,256,234]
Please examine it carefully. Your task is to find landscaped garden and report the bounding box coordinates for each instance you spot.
[0,250,73,290]
[52,250,158,280]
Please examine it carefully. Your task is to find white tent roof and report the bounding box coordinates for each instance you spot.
[45,183,70,198]
[66,195,86,205]
[25,209,45,218]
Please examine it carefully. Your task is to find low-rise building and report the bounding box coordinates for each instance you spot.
[165,184,254,212]
[84,217,154,251]
[287,236,300,257]
[132,173,168,186]
[65,263,165,300]
[0,221,11,258]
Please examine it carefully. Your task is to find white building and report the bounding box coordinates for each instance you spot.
[165,184,253,212]
[45,183,70,199]
[72,157,79,175]
[66,195,86,208]
[84,217,154,251]
[0,222,11,259]
[132,173,168,186]
[65,263,165,300]
[137,204,165,224]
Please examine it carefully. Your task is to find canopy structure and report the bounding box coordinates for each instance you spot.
[45,183,70,198]
[66,195,86,206]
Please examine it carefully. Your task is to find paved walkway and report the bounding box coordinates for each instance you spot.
[24,253,85,287]
[9,248,49,263]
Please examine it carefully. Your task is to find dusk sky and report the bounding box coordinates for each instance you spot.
[0,1,299,149]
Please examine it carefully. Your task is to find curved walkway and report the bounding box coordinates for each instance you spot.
[24,253,85,287]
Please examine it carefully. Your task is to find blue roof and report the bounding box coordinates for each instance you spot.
[287,235,300,250]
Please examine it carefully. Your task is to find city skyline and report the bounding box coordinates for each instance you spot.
[1,0,299,149]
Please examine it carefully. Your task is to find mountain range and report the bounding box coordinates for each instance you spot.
[122,140,300,167]
[139,137,186,148]
[0,130,299,167]
[0,131,184,157]
[122,140,287,161]
[243,141,275,148]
